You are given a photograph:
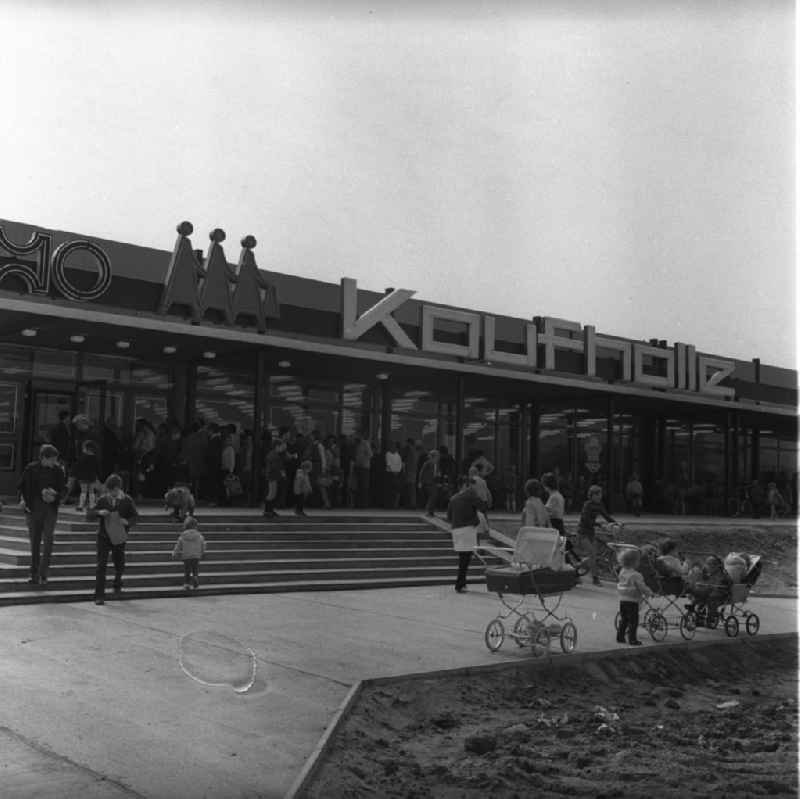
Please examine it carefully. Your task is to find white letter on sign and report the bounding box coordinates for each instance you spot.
[697,355,735,398]
[340,278,417,349]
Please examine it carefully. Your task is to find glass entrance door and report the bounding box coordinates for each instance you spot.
[30,390,73,463]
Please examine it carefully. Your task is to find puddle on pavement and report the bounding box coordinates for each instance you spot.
[178,630,257,693]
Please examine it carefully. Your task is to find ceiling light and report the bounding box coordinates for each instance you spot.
[21,328,37,337]
[116,340,131,350]
[163,345,177,354]
[70,335,85,344]
[203,351,216,359]
[376,372,390,381]
[278,360,291,368]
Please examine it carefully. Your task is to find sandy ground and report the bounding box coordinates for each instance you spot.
[305,636,798,798]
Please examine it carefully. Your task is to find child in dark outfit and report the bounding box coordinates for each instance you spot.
[578,484,617,586]
[616,548,653,646]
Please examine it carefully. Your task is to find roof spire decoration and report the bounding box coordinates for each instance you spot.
[199,228,236,325]
[231,235,280,332]
[158,222,205,322]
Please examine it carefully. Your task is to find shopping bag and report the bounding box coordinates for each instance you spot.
[105,509,128,545]
[224,474,244,498]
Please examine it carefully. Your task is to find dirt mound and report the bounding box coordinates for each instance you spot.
[304,636,798,798]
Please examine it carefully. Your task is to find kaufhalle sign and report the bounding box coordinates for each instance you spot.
[0,220,736,399]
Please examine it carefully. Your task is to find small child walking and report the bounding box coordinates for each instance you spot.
[172,516,206,591]
[616,547,653,646]
[75,440,101,512]
[293,459,313,517]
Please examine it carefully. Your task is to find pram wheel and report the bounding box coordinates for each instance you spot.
[560,620,578,653]
[484,619,505,652]
[647,612,668,642]
[679,612,696,641]
[614,611,621,632]
[745,613,760,636]
[513,614,535,647]
[724,615,740,638]
[706,610,720,630]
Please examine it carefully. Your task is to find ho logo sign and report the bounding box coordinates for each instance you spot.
[0,227,111,302]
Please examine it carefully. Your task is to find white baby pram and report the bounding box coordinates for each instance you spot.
[475,526,580,656]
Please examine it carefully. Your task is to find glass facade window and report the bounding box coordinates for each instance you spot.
[342,382,372,437]
[32,349,77,380]
[0,444,14,470]
[131,364,173,390]
[0,384,19,433]
[496,404,523,511]
[610,413,639,510]
[462,396,496,469]
[196,366,255,433]
[0,345,32,376]
[134,395,169,433]
[81,354,122,381]
[537,402,608,511]
[266,376,375,440]
[389,388,440,451]
[692,422,725,515]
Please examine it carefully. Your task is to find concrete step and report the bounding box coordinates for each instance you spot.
[0,571,487,606]
[0,563,481,592]
[0,533,451,551]
[0,521,435,536]
[0,543,457,565]
[0,551,462,581]
[0,510,469,605]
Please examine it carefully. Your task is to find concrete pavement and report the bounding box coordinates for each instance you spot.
[0,577,795,799]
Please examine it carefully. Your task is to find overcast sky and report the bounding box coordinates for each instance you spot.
[1,0,795,368]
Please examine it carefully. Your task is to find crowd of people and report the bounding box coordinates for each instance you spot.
[17,441,209,603]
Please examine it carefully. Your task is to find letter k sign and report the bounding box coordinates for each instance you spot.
[340,278,418,349]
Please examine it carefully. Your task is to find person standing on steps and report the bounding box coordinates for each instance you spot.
[446,476,488,593]
[17,444,66,587]
[94,473,138,605]
[172,515,206,592]
[263,438,287,518]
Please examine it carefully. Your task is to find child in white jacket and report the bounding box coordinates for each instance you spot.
[616,547,653,646]
[172,516,206,591]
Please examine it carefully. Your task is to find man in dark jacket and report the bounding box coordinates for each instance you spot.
[17,444,66,586]
[446,477,488,593]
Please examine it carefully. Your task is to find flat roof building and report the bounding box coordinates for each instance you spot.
[0,217,795,515]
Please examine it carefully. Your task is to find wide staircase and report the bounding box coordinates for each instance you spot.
[0,507,486,605]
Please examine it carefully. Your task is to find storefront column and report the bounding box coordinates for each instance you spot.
[252,351,266,505]
[455,375,464,470]
[751,426,760,481]
[606,397,615,512]
[380,378,391,453]
[528,400,539,479]
[171,364,192,428]
[725,410,735,515]
[184,363,197,427]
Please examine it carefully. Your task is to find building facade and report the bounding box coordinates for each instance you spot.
[0,217,796,513]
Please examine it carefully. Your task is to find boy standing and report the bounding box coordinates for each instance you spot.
[17,444,66,586]
[616,548,653,646]
[172,516,206,591]
[578,484,617,586]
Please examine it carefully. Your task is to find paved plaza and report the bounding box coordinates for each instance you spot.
[0,573,795,799]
